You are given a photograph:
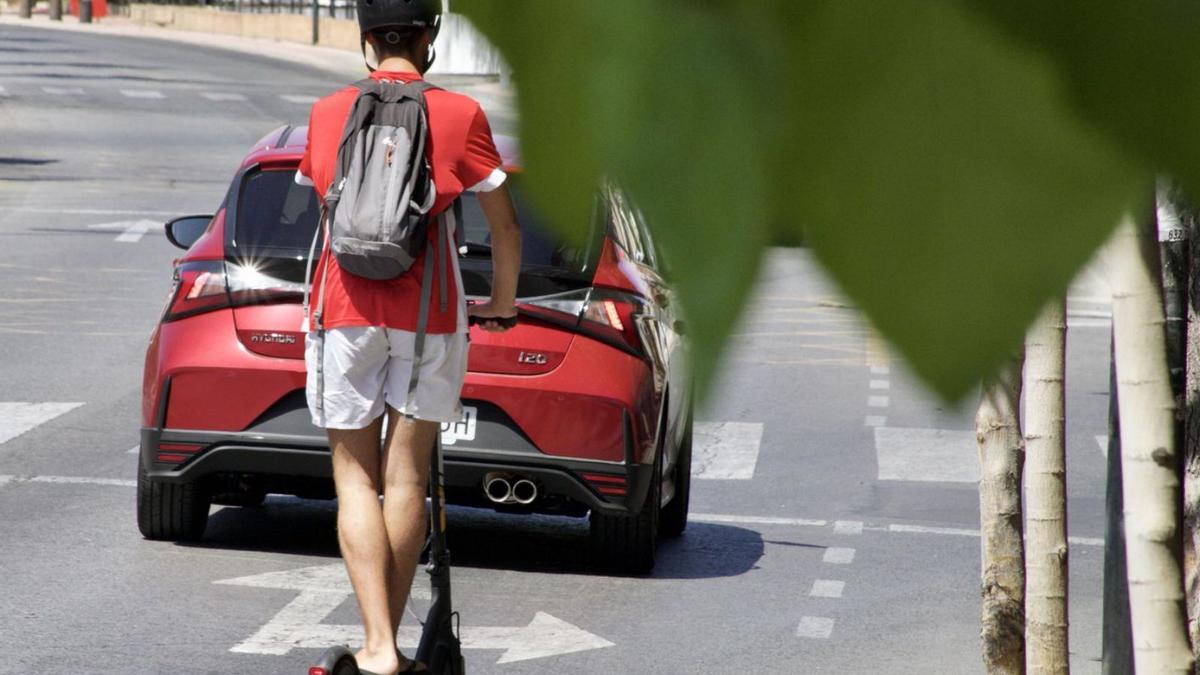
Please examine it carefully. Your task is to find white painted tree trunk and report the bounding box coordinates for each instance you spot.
[1024,298,1068,674]
[977,355,1026,674]
[1107,214,1194,673]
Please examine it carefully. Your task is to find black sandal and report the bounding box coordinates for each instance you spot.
[395,649,427,673]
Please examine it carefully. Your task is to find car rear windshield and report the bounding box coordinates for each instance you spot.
[233,169,321,255]
[458,178,600,281]
[231,169,600,291]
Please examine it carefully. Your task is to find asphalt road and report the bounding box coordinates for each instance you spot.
[0,20,1114,674]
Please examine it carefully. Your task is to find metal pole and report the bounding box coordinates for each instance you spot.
[18,0,32,18]
[79,0,93,23]
[48,0,62,21]
[310,0,318,44]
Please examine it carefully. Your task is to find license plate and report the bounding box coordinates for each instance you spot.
[440,406,477,446]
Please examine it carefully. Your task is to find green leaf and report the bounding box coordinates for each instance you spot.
[460,0,1146,402]
[967,1,1200,203]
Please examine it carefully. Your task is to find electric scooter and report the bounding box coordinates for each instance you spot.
[310,431,465,675]
[311,314,518,675]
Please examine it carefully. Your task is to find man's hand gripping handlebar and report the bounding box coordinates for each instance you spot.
[466,301,518,332]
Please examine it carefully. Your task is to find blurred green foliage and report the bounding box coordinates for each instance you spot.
[460,0,1155,402]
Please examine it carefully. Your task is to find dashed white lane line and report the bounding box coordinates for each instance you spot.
[867,395,889,408]
[870,365,890,375]
[692,513,827,527]
[120,89,165,99]
[822,547,856,564]
[796,616,835,639]
[0,475,136,488]
[202,92,247,102]
[833,520,863,535]
[875,427,978,483]
[0,402,84,446]
[810,580,845,598]
[127,445,140,454]
[42,86,85,96]
[280,94,319,104]
[1096,435,1108,457]
[869,380,890,390]
[691,422,763,480]
[864,415,886,427]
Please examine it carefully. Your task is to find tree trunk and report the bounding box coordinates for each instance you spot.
[1102,335,1135,674]
[18,0,32,19]
[978,355,1026,674]
[1187,228,1200,662]
[1025,298,1068,674]
[1108,212,1195,673]
[48,0,61,21]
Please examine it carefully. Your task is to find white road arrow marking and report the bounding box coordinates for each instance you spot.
[87,219,160,243]
[216,564,614,664]
[0,402,84,446]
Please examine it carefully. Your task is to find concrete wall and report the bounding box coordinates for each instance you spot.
[128,4,504,76]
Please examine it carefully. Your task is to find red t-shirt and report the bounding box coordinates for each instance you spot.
[298,71,505,333]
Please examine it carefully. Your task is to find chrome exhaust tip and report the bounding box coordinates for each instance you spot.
[511,478,538,505]
[483,473,513,504]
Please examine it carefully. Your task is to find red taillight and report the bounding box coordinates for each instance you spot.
[162,260,306,323]
[162,261,229,322]
[309,668,329,675]
[520,288,645,359]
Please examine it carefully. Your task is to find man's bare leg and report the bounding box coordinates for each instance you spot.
[381,405,437,661]
[330,415,402,675]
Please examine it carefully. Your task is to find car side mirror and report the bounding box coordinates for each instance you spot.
[164,215,213,250]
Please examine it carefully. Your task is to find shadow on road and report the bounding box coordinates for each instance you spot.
[188,499,766,580]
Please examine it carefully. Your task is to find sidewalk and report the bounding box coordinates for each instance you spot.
[0,12,517,129]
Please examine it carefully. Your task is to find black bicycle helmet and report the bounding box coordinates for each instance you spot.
[357,0,442,71]
[357,0,442,36]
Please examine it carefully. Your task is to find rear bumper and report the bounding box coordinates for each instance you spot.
[139,422,653,517]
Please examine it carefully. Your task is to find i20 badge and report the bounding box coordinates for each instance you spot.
[517,351,548,365]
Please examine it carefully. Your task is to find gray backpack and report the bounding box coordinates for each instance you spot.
[303,78,455,421]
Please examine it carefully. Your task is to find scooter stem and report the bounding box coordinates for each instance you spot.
[414,434,463,673]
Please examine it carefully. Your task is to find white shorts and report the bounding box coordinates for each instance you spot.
[305,326,469,429]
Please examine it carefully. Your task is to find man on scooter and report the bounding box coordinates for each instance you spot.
[297,1,522,671]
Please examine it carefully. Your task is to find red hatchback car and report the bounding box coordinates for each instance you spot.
[137,126,692,572]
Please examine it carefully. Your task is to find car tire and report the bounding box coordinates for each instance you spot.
[137,457,210,542]
[660,413,693,538]
[589,450,660,575]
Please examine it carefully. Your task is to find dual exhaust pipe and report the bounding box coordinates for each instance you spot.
[484,472,539,505]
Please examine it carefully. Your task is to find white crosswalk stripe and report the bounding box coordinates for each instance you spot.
[0,402,85,446]
[875,427,978,483]
[120,89,165,99]
[691,422,763,480]
[202,92,247,102]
